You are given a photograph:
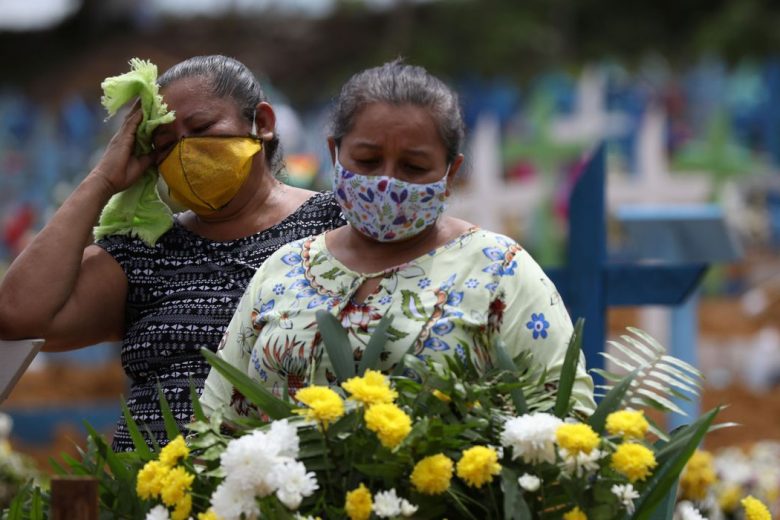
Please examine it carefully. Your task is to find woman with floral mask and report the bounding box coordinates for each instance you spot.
[201,60,595,420]
[0,55,344,451]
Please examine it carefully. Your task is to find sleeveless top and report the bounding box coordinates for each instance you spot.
[96,191,345,451]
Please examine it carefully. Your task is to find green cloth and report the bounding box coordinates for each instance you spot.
[93,58,176,247]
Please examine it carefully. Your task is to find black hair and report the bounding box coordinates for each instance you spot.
[330,59,465,163]
[158,55,283,175]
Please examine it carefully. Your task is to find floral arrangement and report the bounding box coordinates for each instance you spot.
[0,413,40,511]
[1,316,772,520]
[674,443,780,520]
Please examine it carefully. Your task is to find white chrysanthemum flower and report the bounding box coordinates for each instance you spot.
[400,498,418,517]
[560,448,603,477]
[676,501,707,520]
[267,419,300,459]
[211,481,260,520]
[145,505,170,520]
[518,473,541,492]
[611,483,640,514]
[500,413,563,464]
[373,488,402,518]
[220,430,278,496]
[270,460,319,511]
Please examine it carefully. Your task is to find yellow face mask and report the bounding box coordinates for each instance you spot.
[159,136,263,215]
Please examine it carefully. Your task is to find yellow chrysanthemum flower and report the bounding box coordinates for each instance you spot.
[294,386,345,428]
[171,493,192,520]
[432,389,452,402]
[456,445,501,488]
[563,506,587,520]
[345,483,373,520]
[342,369,398,406]
[680,450,717,501]
[411,453,454,495]
[160,466,195,507]
[605,410,649,439]
[197,510,222,520]
[611,443,657,482]
[364,403,412,449]
[136,460,169,500]
[159,435,189,467]
[555,423,600,455]
[742,495,772,520]
[719,485,743,513]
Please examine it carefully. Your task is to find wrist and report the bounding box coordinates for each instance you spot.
[83,171,119,202]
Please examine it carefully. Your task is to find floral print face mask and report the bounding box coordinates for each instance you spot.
[332,151,450,242]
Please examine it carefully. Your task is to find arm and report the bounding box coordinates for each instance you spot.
[0,109,152,351]
[494,249,596,414]
[200,271,261,420]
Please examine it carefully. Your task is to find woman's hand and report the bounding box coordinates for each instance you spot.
[89,107,154,195]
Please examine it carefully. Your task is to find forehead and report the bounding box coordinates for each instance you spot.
[344,102,444,150]
[159,75,241,116]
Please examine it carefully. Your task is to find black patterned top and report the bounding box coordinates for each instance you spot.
[96,191,345,451]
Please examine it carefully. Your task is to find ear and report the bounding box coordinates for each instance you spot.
[254,102,276,142]
[327,137,337,165]
[445,153,465,196]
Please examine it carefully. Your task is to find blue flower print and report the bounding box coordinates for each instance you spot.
[281,252,302,266]
[485,282,499,293]
[432,319,455,336]
[423,337,450,352]
[447,291,464,306]
[455,344,466,363]
[526,313,550,339]
[418,277,432,289]
[378,295,393,305]
[466,278,479,289]
[273,283,285,295]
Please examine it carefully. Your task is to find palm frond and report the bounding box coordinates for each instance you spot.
[599,328,703,416]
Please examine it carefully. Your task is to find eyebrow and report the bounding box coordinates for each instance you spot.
[350,142,435,157]
[153,111,216,138]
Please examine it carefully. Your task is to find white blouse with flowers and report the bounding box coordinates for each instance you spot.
[200,227,595,419]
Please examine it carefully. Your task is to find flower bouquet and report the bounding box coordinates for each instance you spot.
[2,315,754,520]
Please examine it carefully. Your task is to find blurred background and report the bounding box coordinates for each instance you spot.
[1,0,780,513]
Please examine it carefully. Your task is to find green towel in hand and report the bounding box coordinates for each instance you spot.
[93,58,176,247]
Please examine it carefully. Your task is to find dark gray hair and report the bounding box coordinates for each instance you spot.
[330,59,465,164]
[158,55,283,175]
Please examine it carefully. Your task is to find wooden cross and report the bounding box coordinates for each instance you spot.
[546,144,708,380]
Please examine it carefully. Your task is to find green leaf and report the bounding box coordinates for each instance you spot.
[358,314,393,375]
[632,407,720,520]
[493,340,528,415]
[315,310,355,382]
[501,467,532,519]
[353,462,405,479]
[401,289,428,321]
[30,486,42,520]
[48,456,68,475]
[121,398,152,459]
[190,377,207,423]
[554,318,583,418]
[201,347,294,420]
[157,383,181,441]
[588,370,638,434]
[84,422,132,483]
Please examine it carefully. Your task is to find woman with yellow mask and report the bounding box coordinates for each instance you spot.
[0,55,345,451]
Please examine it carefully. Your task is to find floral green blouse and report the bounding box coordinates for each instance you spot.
[200,228,595,419]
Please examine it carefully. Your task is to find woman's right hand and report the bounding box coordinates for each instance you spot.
[89,108,154,195]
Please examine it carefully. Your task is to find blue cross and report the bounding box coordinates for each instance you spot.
[545,144,708,381]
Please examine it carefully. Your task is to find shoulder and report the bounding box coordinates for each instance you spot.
[294,191,344,219]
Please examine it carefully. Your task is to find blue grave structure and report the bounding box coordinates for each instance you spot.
[547,144,706,375]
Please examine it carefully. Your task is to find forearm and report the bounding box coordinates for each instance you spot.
[0,173,115,336]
